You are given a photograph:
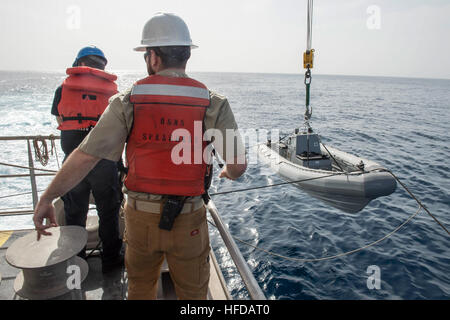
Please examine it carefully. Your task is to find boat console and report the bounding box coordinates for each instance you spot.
[290,131,332,170]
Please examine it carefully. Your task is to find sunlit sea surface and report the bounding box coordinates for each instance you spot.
[0,70,449,299]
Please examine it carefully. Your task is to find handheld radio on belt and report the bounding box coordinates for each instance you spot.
[159,196,187,231]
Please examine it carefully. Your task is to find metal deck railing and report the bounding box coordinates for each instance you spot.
[0,135,59,216]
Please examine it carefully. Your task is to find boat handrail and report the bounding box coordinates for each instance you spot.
[207,200,266,300]
[0,135,60,211]
[0,135,60,141]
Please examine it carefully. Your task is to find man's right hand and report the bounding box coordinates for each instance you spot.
[33,196,58,241]
[219,166,236,180]
[219,161,247,180]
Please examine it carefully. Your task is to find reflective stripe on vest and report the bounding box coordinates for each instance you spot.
[131,83,210,100]
[125,75,210,196]
[57,66,117,131]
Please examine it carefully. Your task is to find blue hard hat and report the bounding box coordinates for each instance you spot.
[73,46,108,66]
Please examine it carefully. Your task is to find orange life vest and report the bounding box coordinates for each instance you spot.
[125,75,211,196]
[57,66,118,130]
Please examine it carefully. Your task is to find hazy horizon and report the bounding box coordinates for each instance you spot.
[1,69,449,82]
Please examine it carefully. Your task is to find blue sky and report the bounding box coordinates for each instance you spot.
[0,0,449,79]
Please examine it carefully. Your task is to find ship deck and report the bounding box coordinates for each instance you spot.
[0,229,230,300]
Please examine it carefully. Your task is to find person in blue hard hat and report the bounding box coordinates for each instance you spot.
[50,46,124,273]
[72,46,108,68]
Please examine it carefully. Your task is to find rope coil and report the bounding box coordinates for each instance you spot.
[49,135,61,169]
[32,137,49,166]
[31,135,60,168]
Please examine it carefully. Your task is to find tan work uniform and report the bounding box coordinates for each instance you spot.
[78,69,244,300]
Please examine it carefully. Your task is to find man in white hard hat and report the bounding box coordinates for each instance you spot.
[33,12,247,300]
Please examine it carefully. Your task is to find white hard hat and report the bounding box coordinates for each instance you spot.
[134,13,197,51]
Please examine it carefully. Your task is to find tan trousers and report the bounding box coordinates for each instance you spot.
[124,202,210,300]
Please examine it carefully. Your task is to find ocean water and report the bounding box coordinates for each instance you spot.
[0,70,449,300]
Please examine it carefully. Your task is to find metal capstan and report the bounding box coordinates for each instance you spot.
[5,226,88,299]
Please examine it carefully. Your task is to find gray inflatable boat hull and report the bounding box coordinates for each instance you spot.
[257,143,397,213]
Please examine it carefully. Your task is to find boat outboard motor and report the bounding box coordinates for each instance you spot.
[295,132,332,170]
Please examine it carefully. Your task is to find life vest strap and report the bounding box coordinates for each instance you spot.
[62,114,100,123]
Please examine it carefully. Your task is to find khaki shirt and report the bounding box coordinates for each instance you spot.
[78,69,244,200]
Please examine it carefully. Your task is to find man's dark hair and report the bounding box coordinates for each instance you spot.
[148,46,191,68]
[77,55,107,70]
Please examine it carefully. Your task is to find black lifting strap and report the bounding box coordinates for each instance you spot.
[202,162,214,205]
[201,105,215,205]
